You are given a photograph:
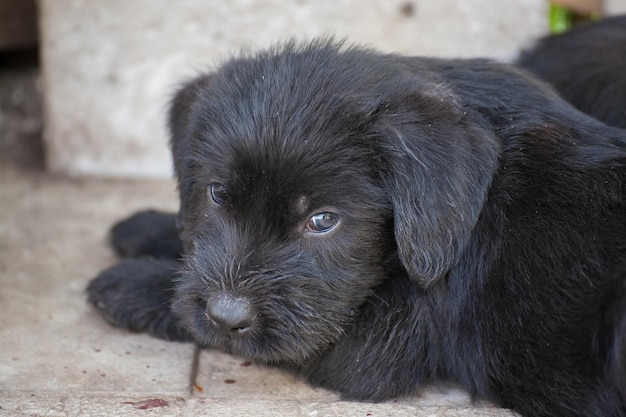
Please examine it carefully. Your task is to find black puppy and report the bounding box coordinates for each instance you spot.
[88,40,626,417]
[517,15,626,129]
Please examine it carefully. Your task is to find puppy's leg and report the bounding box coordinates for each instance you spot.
[110,210,182,259]
[87,258,192,342]
[304,275,433,402]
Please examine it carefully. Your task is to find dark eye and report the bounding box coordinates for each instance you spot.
[208,183,227,205]
[306,212,340,234]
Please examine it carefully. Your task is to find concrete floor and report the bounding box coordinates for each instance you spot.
[0,164,519,416]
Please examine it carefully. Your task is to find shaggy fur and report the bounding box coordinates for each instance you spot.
[88,40,626,417]
[517,15,626,128]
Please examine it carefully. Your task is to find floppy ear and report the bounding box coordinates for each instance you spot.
[167,74,212,231]
[374,82,500,288]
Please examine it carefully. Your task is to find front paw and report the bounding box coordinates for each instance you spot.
[110,210,182,259]
[87,258,192,342]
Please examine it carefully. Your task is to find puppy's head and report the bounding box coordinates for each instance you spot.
[169,40,499,363]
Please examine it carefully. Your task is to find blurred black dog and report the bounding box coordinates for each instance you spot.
[517,15,626,128]
[88,40,626,417]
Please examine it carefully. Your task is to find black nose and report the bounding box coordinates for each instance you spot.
[206,295,255,335]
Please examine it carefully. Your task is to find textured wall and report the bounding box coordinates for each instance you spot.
[40,0,553,178]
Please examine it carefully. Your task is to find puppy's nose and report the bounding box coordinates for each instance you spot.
[206,295,255,335]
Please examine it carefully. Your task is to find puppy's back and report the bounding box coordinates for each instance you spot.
[517,15,626,128]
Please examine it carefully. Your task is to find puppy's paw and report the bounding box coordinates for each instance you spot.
[87,258,192,342]
[110,210,183,259]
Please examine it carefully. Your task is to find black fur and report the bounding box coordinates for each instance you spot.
[87,258,191,341]
[87,40,626,417]
[109,209,182,259]
[517,15,626,128]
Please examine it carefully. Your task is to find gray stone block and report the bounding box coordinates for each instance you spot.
[40,0,550,178]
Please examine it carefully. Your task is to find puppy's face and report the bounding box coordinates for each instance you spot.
[173,126,393,363]
[170,42,499,364]
[170,57,395,363]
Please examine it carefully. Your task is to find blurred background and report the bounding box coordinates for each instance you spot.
[1,0,626,179]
